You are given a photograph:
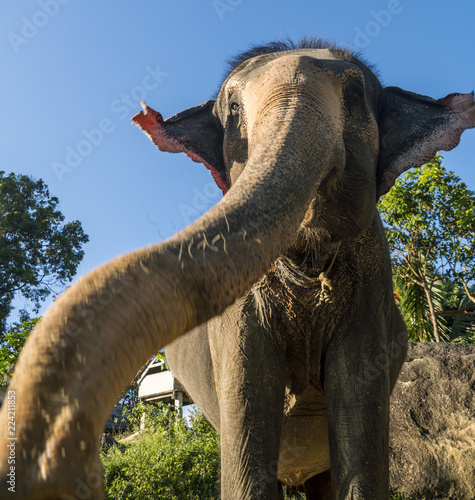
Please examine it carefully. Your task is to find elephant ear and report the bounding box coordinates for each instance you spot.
[132,100,229,194]
[377,88,475,197]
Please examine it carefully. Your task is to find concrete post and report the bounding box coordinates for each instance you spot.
[175,391,183,418]
[140,412,146,431]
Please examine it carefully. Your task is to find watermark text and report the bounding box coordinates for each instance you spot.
[52,64,168,182]
[353,0,404,49]
[6,390,16,493]
[8,0,72,54]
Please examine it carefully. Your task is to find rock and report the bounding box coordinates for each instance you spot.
[100,433,120,451]
[390,341,475,499]
[118,430,143,444]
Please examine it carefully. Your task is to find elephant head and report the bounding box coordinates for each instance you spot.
[1,38,474,499]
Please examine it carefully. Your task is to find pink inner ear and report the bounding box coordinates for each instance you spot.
[184,151,229,194]
[132,102,229,195]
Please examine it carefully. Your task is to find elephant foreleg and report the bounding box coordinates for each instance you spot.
[209,298,286,500]
[324,324,396,499]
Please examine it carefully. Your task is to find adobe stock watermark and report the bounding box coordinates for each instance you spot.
[63,271,138,340]
[352,331,408,391]
[52,64,169,182]
[353,0,404,49]
[178,183,222,225]
[59,462,104,500]
[213,0,243,21]
[147,182,222,238]
[7,0,72,54]
[6,390,16,493]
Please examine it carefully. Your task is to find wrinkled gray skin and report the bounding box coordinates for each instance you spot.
[0,40,474,500]
[162,44,475,499]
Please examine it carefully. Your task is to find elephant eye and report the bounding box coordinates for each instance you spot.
[230,102,240,113]
[351,89,363,102]
[345,82,366,119]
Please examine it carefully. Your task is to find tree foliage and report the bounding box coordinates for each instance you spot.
[117,384,140,412]
[0,317,40,389]
[379,155,475,342]
[0,171,89,333]
[101,404,220,499]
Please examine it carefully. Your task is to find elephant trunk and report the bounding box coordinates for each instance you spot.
[0,101,344,499]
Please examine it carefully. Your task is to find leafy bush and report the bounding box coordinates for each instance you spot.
[101,404,220,499]
[283,488,306,499]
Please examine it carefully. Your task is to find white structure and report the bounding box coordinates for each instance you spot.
[136,356,192,418]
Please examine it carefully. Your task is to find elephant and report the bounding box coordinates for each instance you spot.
[0,38,474,500]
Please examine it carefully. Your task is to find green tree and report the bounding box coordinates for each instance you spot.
[0,317,39,389]
[392,265,453,342]
[0,171,89,334]
[118,384,140,412]
[451,287,475,341]
[378,155,475,342]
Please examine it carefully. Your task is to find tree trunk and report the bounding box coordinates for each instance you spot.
[422,279,441,342]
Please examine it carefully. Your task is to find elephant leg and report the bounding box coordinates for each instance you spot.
[303,470,332,499]
[209,297,286,499]
[165,323,220,432]
[324,323,396,499]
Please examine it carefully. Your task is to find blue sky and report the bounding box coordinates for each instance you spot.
[2,0,475,318]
